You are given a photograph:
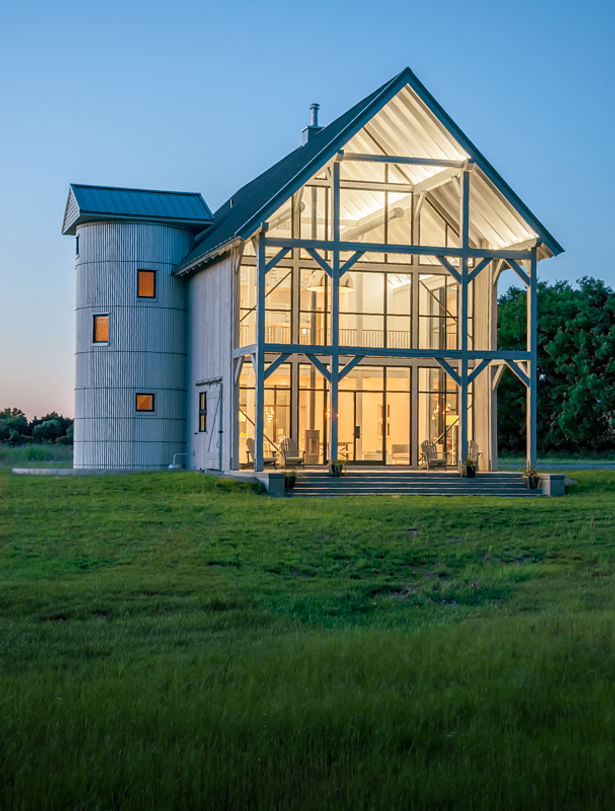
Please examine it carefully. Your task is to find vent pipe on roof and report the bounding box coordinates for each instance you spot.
[302,103,323,145]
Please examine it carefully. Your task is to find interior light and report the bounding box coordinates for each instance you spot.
[306,271,354,293]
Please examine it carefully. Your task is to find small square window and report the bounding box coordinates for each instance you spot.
[198,392,207,432]
[136,393,155,412]
[93,314,109,343]
[137,270,156,298]
[76,236,80,256]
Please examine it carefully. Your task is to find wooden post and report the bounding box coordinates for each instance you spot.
[459,169,470,465]
[328,159,341,463]
[255,231,266,471]
[526,248,538,469]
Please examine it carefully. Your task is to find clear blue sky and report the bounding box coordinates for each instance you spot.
[1,0,613,419]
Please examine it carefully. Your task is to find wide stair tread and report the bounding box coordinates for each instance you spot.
[289,472,541,497]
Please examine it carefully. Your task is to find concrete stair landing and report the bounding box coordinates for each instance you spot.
[289,470,541,498]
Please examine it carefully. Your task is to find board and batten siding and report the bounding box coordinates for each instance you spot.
[187,254,235,471]
[74,221,192,469]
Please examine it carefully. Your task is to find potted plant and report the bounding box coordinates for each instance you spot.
[284,469,297,490]
[524,465,540,490]
[329,459,344,477]
[461,457,476,478]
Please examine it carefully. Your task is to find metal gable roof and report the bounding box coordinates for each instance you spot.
[62,184,213,235]
[176,67,562,275]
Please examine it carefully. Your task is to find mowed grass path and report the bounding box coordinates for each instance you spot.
[2,469,615,809]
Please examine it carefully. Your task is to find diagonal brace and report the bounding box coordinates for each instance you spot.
[264,353,291,380]
[504,359,529,387]
[436,256,461,283]
[338,355,365,381]
[306,248,333,277]
[340,251,364,275]
[468,358,491,384]
[265,247,291,273]
[435,358,460,385]
[507,258,530,287]
[305,354,331,382]
[468,257,491,283]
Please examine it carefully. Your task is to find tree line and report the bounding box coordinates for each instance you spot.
[0,408,73,445]
[498,276,615,454]
[2,276,614,455]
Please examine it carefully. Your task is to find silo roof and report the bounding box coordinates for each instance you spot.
[62,184,213,235]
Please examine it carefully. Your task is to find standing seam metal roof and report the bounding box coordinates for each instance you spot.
[62,184,213,235]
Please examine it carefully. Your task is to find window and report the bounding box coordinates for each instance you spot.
[75,236,79,256]
[136,393,155,412]
[137,269,156,298]
[198,392,207,431]
[92,314,109,343]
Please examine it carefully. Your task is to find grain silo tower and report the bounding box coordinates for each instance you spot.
[62,184,213,469]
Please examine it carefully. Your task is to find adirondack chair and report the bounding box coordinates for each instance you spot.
[420,440,447,469]
[280,438,306,467]
[245,437,277,468]
[467,439,481,468]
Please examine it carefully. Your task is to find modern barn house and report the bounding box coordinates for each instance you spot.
[62,67,562,478]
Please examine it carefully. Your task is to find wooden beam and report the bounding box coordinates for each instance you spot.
[263,343,531,361]
[341,152,467,168]
[264,236,534,261]
[413,166,461,195]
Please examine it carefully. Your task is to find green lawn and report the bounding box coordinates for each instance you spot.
[2,467,615,809]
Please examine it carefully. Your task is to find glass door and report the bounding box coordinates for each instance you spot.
[338,390,384,464]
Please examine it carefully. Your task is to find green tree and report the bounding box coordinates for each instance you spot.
[497,277,615,454]
[0,408,28,443]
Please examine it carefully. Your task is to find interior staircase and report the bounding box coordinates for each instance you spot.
[288,470,541,498]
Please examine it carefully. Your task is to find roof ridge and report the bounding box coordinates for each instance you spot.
[70,183,206,198]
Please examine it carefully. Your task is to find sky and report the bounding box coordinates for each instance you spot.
[1,0,613,419]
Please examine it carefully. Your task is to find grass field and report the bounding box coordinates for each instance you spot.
[2,466,615,809]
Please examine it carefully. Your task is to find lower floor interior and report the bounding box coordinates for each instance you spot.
[233,356,484,470]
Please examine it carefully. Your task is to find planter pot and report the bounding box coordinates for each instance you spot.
[284,473,297,489]
[460,464,476,478]
[329,464,343,477]
[527,475,539,490]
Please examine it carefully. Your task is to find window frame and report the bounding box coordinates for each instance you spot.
[92,314,109,344]
[198,392,207,432]
[137,269,157,299]
[135,393,155,413]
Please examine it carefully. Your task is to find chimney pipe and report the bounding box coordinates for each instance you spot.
[310,103,320,128]
[302,103,323,146]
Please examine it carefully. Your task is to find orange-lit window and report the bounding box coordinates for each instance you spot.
[137,270,156,298]
[198,392,207,431]
[93,314,109,343]
[136,393,155,412]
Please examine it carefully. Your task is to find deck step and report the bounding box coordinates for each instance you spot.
[288,472,541,497]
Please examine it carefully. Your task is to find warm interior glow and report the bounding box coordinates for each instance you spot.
[136,393,154,412]
[137,269,156,298]
[93,314,109,343]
